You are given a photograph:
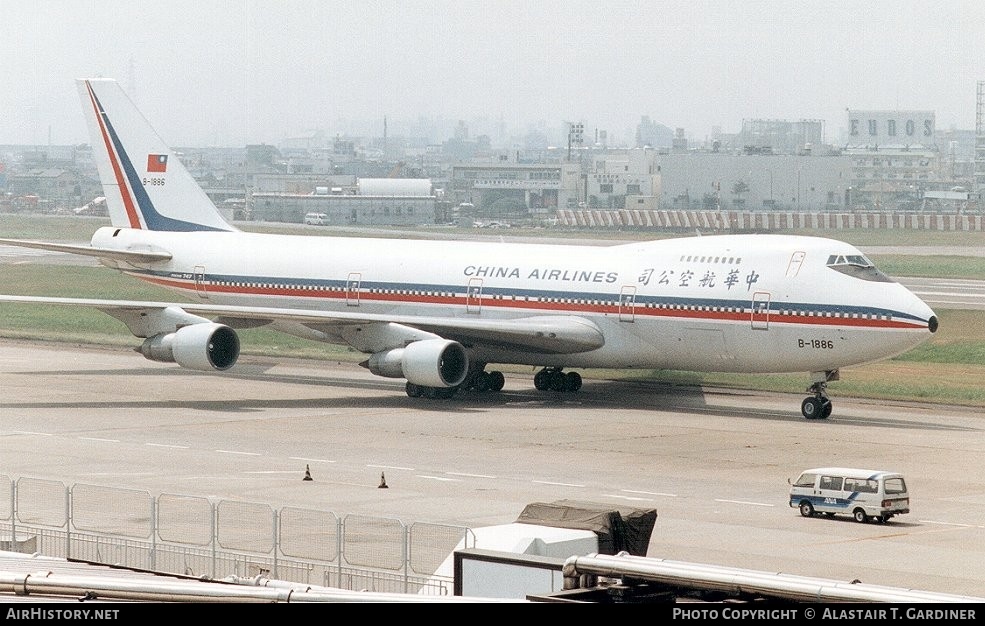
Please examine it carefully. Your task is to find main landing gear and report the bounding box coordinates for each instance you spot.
[466,368,506,393]
[404,365,505,399]
[404,365,586,399]
[533,367,582,393]
[405,382,456,399]
[801,370,838,419]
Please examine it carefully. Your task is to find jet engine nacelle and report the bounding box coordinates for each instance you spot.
[139,323,240,371]
[366,339,468,388]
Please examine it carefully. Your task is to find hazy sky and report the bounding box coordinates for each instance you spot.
[2,0,983,148]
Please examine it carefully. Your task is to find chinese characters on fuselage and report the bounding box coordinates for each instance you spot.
[638,267,760,290]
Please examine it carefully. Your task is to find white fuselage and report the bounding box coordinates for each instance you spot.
[93,227,936,374]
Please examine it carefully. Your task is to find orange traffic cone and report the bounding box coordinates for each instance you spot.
[378,472,388,489]
[303,464,313,481]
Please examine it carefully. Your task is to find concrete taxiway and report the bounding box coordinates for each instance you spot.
[0,339,983,597]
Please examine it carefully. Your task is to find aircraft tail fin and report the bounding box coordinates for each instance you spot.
[77,78,235,232]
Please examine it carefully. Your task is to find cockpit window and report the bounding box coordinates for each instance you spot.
[826,253,893,282]
[826,254,872,267]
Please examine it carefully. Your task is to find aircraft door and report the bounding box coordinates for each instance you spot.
[619,286,637,322]
[346,273,361,306]
[751,291,770,330]
[466,278,482,314]
[785,251,806,278]
[193,265,208,299]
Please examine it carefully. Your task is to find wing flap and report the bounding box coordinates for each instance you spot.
[394,315,604,354]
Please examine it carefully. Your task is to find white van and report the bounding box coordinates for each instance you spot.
[304,212,327,225]
[788,467,909,523]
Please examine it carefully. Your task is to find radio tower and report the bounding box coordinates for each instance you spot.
[976,81,985,199]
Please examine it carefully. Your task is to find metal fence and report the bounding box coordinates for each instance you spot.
[555,208,985,230]
[0,475,473,596]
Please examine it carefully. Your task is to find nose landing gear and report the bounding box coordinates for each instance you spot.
[801,370,838,419]
[801,392,832,420]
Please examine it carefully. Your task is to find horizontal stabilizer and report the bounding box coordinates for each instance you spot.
[0,238,172,263]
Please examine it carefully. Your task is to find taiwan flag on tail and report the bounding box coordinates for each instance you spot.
[147,154,168,173]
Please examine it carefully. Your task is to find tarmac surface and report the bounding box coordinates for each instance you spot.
[1,339,983,598]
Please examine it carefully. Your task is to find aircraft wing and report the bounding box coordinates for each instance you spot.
[0,238,172,264]
[0,296,605,355]
[347,314,605,354]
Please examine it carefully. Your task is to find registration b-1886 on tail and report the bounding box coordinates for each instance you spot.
[0,79,939,419]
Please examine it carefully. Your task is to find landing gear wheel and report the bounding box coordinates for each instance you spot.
[799,501,815,517]
[548,370,566,392]
[853,508,869,523]
[406,382,422,398]
[534,368,581,393]
[801,396,832,419]
[801,397,822,419]
[488,371,505,391]
[475,371,492,392]
[563,371,582,392]
[433,386,457,399]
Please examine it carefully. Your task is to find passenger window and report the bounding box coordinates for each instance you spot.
[820,476,843,490]
[844,478,876,493]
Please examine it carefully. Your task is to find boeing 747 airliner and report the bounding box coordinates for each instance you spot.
[0,79,939,419]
